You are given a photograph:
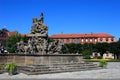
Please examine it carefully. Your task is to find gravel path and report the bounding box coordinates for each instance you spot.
[0,62,120,79]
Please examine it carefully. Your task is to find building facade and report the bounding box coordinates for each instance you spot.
[0,28,18,47]
[49,33,116,44]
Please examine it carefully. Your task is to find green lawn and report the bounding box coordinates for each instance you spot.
[83,59,120,62]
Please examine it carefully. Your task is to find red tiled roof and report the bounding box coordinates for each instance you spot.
[21,34,28,37]
[50,33,114,38]
[7,31,18,36]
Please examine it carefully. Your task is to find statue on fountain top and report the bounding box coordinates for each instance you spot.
[31,13,48,36]
[17,13,63,55]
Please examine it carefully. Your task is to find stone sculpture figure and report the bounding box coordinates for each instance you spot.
[39,12,44,23]
[17,13,63,55]
[31,13,48,36]
[55,40,63,54]
[16,39,25,53]
[47,40,63,54]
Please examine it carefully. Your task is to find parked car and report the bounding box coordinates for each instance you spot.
[0,48,8,54]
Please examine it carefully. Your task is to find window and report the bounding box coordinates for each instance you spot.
[106,38,108,42]
[90,39,92,42]
[0,34,2,37]
[0,33,3,37]
[112,54,114,56]
[61,39,64,43]
[95,38,97,42]
[111,38,114,42]
[86,39,88,42]
[82,39,84,42]
[72,38,75,43]
[77,38,80,43]
[74,39,77,43]
[100,38,103,42]
[106,54,109,56]
[66,39,69,43]
[74,38,80,43]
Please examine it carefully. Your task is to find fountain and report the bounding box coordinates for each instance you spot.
[0,13,100,75]
[17,13,63,55]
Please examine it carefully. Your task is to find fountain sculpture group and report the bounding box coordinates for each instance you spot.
[0,13,100,75]
[17,13,63,55]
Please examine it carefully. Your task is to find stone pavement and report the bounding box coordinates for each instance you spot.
[0,62,120,79]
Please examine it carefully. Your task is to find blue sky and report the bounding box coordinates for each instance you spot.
[0,0,120,40]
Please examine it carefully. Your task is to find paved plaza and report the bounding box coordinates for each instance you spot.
[0,62,120,79]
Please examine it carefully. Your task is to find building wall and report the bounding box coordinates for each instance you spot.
[56,38,99,44]
[0,29,18,48]
[97,37,116,43]
[50,33,116,44]
[0,30,8,47]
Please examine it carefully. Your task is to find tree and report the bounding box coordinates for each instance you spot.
[82,49,92,59]
[67,43,76,53]
[61,43,82,54]
[109,42,120,59]
[76,44,82,53]
[61,40,120,59]
[48,38,55,43]
[82,43,95,52]
[95,43,110,56]
[6,34,27,53]
[61,44,69,54]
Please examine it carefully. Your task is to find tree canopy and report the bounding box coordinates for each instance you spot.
[61,42,120,59]
[6,34,27,53]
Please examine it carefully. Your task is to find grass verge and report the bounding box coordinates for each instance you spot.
[83,59,120,62]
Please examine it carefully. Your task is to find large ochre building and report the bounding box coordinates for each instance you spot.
[49,33,116,44]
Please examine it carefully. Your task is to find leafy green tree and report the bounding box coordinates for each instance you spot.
[76,44,82,53]
[6,34,27,53]
[61,39,120,59]
[67,43,76,53]
[48,38,55,43]
[95,43,110,56]
[109,42,120,59]
[61,43,82,54]
[82,49,92,59]
[82,43,95,52]
[61,44,69,54]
